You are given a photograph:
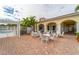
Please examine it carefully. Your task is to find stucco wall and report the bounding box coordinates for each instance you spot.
[36,14,79,32]
[38,15,79,25]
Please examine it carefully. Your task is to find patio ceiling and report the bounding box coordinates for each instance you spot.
[62,20,76,25]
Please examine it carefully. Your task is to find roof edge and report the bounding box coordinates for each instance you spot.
[38,12,79,23]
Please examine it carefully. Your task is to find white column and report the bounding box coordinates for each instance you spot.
[17,23,19,36]
[37,24,39,32]
[17,21,20,38]
[35,24,37,31]
[56,23,61,35]
[76,22,79,33]
[44,24,47,32]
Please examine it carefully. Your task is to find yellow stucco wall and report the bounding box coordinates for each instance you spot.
[38,15,79,24]
[36,14,79,31]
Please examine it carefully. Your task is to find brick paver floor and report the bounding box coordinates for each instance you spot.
[0,35,79,55]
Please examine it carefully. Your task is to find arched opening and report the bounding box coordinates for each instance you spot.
[61,20,76,34]
[39,24,44,33]
[47,22,56,32]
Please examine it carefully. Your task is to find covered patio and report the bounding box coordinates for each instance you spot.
[61,20,76,34]
[36,13,79,35]
[47,22,56,33]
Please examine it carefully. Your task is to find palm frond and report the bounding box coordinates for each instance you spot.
[75,5,79,12]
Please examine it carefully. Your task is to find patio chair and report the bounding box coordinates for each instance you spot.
[38,31,41,35]
[44,36,49,43]
[49,33,56,40]
[55,31,64,38]
[39,31,45,39]
[51,32,55,36]
[47,31,50,34]
[56,33,59,37]
[39,32,49,43]
[59,31,64,37]
[55,32,62,38]
[31,31,39,37]
[31,31,34,36]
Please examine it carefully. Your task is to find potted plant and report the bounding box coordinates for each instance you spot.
[76,32,79,42]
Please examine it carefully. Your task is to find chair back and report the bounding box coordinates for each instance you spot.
[61,31,64,36]
[39,31,43,38]
[31,31,34,36]
[46,31,50,34]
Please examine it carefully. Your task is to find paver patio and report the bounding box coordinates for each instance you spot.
[0,35,79,55]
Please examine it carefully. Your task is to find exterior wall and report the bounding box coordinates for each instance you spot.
[76,22,79,32]
[37,15,79,33]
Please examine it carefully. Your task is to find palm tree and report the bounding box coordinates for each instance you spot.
[29,16,37,26]
[75,5,79,12]
[20,16,37,30]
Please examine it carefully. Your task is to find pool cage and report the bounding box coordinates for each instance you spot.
[0,18,20,38]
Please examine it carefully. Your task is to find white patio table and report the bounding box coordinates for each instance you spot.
[43,33,50,37]
[41,33,50,43]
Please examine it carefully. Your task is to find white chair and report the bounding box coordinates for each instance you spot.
[46,31,50,34]
[55,31,64,38]
[37,31,41,36]
[51,32,55,36]
[44,36,49,43]
[31,31,34,36]
[31,31,39,37]
[59,31,64,37]
[38,31,43,39]
[49,33,56,40]
[39,32,49,43]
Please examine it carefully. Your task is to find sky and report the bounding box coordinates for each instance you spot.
[0,4,77,20]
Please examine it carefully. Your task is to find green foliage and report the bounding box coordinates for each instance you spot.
[20,16,37,28]
[76,32,79,36]
[75,5,79,12]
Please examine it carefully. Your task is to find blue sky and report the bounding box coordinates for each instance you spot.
[0,4,77,20]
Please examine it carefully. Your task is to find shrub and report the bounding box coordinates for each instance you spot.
[76,32,79,36]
